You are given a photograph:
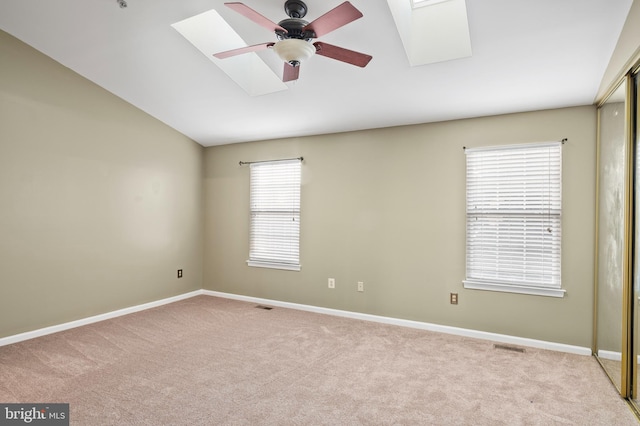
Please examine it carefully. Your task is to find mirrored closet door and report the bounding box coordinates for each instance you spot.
[595,77,629,395]
[595,68,640,414]
[632,71,640,408]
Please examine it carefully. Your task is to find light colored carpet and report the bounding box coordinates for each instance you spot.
[0,295,637,425]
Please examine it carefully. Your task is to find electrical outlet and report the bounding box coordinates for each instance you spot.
[450,293,458,304]
[328,278,335,289]
[177,269,183,278]
[357,281,364,292]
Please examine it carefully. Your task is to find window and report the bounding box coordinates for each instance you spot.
[464,142,563,297]
[247,159,301,271]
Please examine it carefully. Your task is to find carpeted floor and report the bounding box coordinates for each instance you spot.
[0,295,637,425]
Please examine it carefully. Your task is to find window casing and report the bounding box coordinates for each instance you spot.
[247,159,301,271]
[463,142,564,297]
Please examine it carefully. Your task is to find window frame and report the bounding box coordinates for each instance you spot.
[246,159,302,272]
[463,142,565,298]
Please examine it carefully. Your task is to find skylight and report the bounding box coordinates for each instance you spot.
[389,0,472,66]
[172,9,287,97]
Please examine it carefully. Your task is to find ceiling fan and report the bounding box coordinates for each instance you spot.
[214,0,372,82]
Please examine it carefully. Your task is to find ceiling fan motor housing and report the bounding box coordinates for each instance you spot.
[278,0,315,40]
[276,18,314,41]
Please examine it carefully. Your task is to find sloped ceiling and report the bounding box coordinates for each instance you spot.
[0,0,633,146]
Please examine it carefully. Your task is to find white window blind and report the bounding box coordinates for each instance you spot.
[248,159,301,271]
[464,142,563,297]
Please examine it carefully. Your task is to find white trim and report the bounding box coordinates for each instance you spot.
[595,350,640,364]
[0,290,204,347]
[597,349,622,361]
[1,288,590,357]
[246,260,301,271]
[463,280,566,298]
[203,290,591,356]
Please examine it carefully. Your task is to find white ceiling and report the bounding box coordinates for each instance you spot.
[0,0,633,146]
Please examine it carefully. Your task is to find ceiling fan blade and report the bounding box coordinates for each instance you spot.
[213,42,274,59]
[283,63,300,82]
[225,2,287,33]
[313,42,372,68]
[303,1,363,38]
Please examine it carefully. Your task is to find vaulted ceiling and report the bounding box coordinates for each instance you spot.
[0,0,633,146]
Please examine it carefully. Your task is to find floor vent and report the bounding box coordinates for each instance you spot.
[255,305,273,310]
[493,344,526,353]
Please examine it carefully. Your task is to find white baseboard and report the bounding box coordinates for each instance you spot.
[597,350,622,361]
[203,290,593,356]
[0,290,204,347]
[596,350,640,365]
[0,288,593,357]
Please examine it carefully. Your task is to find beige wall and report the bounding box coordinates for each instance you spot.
[0,30,203,338]
[203,106,597,347]
[0,25,601,348]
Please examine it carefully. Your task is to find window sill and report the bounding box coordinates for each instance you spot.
[463,279,565,298]
[247,260,300,272]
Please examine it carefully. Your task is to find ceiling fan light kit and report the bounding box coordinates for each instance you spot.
[273,39,315,66]
[214,1,372,83]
